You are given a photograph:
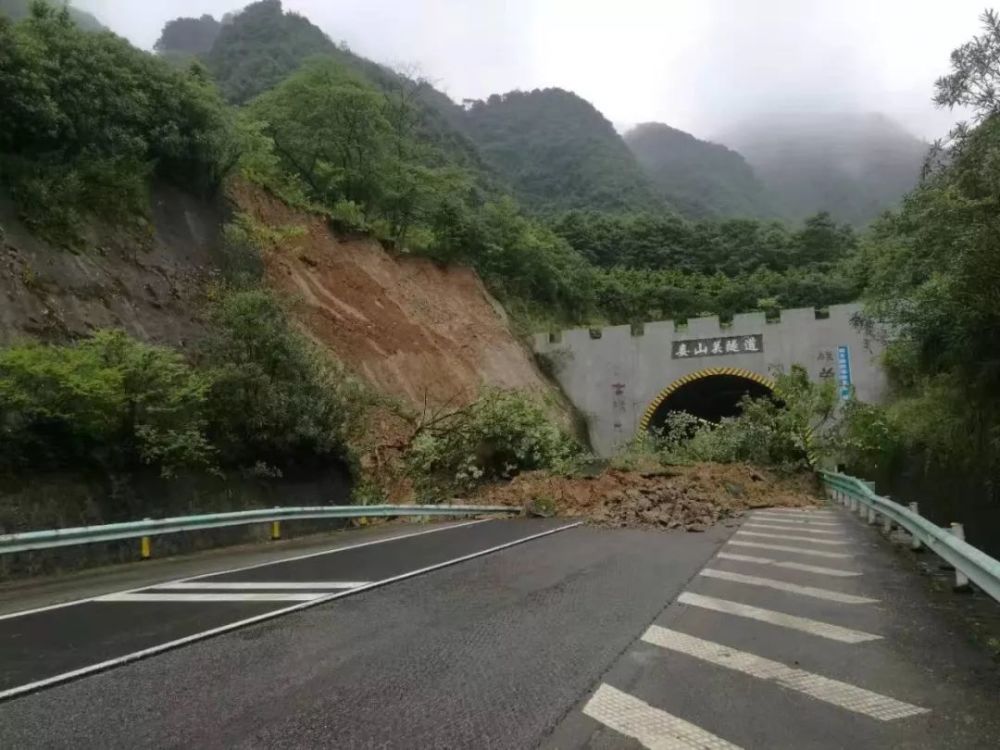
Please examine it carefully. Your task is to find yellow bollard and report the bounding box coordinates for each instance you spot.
[140,535,151,560]
[271,520,281,541]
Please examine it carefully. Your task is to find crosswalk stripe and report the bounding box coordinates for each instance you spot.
[699,569,877,603]
[751,515,842,527]
[642,626,927,720]
[716,552,861,577]
[743,523,844,536]
[677,592,881,643]
[154,582,368,590]
[95,593,325,603]
[735,531,848,546]
[584,683,742,749]
[727,540,852,559]
[757,508,836,514]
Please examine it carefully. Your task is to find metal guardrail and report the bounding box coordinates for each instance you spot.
[0,504,519,556]
[820,470,1000,603]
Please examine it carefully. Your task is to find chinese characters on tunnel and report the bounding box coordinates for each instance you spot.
[672,334,763,359]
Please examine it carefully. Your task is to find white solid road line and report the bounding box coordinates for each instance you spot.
[699,569,878,604]
[742,522,844,536]
[0,521,583,702]
[677,592,881,644]
[152,581,369,590]
[726,540,852,559]
[584,683,742,750]
[0,519,491,623]
[735,531,848,546]
[642,626,928,721]
[95,592,326,603]
[716,552,861,577]
[756,508,836,514]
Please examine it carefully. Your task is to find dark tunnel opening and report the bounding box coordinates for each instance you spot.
[646,374,773,434]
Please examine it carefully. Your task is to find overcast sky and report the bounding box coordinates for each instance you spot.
[74,0,987,142]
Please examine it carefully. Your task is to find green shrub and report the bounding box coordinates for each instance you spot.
[0,330,212,477]
[199,288,370,475]
[650,366,836,472]
[406,387,579,496]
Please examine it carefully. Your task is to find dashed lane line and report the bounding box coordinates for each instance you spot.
[583,683,743,750]
[698,569,878,604]
[95,593,325,603]
[742,522,845,536]
[726,540,852,559]
[642,626,928,721]
[716,552,861,577]
[677,592,882,643]
[735,531,849,546]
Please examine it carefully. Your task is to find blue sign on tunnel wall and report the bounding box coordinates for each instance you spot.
[837,345,853,400]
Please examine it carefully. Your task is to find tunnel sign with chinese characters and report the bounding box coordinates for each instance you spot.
[672,334,763,359]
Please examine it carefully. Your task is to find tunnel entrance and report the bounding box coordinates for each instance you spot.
[643,370,774,435]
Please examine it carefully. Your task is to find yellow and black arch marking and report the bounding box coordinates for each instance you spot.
[638,367,775,433]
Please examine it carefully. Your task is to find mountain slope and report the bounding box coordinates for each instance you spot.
[199,0,488,177]
[720,113,927,225]
[462,89,667,214]
[0,0,103,30]
[625,122,776,219]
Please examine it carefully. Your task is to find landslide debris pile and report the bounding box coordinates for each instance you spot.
[471,463,823,531]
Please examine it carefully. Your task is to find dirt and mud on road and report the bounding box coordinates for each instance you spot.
[470,463,825,531]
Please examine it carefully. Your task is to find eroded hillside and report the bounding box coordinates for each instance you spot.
[0,181,560,414]
[233,185,556,408]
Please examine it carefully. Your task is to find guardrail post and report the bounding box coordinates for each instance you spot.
[140,518,152,560]
[882,510,892,534]
[908,503,923,551]
[949,523,971,590]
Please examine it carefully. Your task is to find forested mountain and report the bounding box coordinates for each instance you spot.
[720,113,927,225]
[461,89,666,214]
[0,0,102,30]
[197,0,487,177]
[625,122,776,219]
[154,14,221,57]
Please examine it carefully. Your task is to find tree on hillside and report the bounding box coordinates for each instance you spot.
[854,10,1000,468]
[154,14,221,57]
[0,2,235,236]
[204,0,334,104]
[463,88,666,214]
[0,0,102,30]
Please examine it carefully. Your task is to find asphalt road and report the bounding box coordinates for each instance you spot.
[0,517,733,747]
[0,517,577,698]
[2,508,998,749]
[545,507,1000,749]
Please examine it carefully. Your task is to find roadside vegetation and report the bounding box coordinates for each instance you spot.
[2,1,1000,540]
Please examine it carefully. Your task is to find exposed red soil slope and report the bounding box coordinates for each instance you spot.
[233,185,555,409]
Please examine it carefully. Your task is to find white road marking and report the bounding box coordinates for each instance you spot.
[716,552,861,577]
[750,515,842,527]
[0,521,583,702]
[756,508,836,515]
[677,592,881,643]
[735,531,848,546]
[642,626,927,721]
[0,519,491,623]
[584,683,742,750]
[743,523,844,536]
[95,592,325,603]
[726,540,852,559]
[152,581,368,590]
[699,569,877,604]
